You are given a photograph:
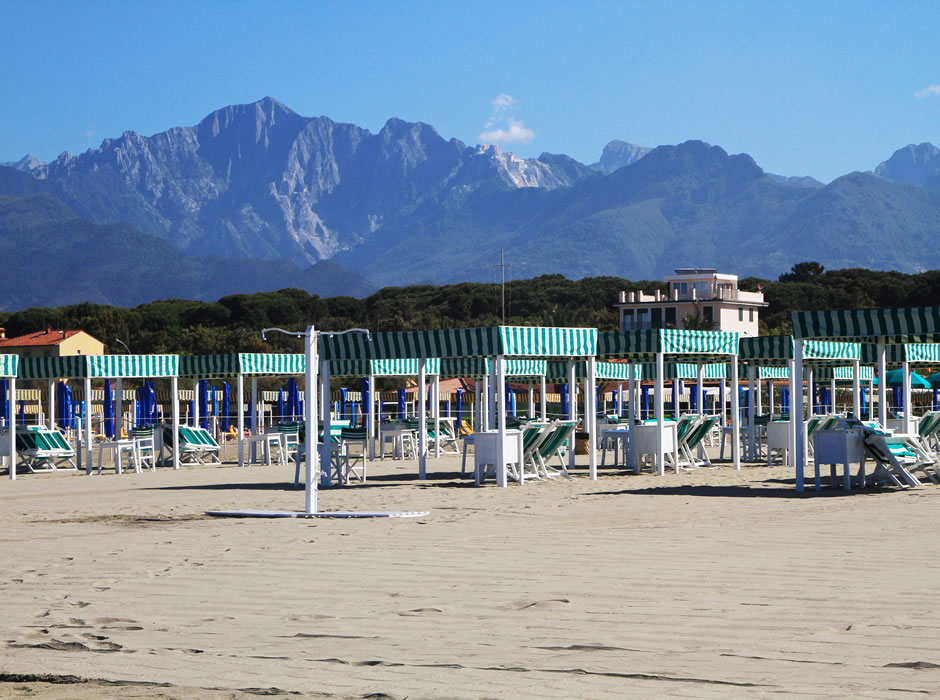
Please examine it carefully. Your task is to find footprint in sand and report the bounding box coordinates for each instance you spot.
[510,598,571,610]
[397,608,443,616]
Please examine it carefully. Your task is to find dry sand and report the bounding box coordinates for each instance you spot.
[2,445,940,698]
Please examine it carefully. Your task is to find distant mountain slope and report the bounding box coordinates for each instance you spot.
[0,191,373,310]
[335,140,940,284]
[874,142,940,189]
[19,97,584,266]
[590,140,652,173]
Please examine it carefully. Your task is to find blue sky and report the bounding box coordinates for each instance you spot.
[2,0,938,183]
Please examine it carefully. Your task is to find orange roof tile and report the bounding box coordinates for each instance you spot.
[0,329,82,347]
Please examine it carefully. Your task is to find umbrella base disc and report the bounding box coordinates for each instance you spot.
[206,509,428,519]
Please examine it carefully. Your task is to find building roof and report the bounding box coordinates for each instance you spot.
[0,329,83,348]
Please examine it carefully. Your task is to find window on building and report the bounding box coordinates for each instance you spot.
[702,306,713,323]
[637,309,650,330]
[674,281,688,296]
[651,308,663,328]
[749,308,754,322]
[665,307,677,327]
[693,281,710,298]
[622,309,634,330]
[738,307,744,321]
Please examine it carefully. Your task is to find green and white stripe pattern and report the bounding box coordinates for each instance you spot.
[792,307,940,343]
[179,353,304,378]
[20,354,178,379]
[320,326,597,360]
[903,343,940,363]
[545,361,643,381]
[758,366,790,380]
[598,329,739,360]
[739,336,859,362]
[329,358,441,377]
[0,354,17,377]
[813,365,875,381]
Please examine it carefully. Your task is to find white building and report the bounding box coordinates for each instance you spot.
[615,268,766,337]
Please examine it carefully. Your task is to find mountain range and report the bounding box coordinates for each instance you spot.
[2,96,939,307]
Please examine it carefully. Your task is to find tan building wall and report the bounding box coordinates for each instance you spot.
[1,331,105,358]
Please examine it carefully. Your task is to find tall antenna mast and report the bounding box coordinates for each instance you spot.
[493,248,511,323]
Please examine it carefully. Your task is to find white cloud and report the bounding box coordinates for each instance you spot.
[480,94,535,144]
[480,117,535,144]
[914,84,940,99]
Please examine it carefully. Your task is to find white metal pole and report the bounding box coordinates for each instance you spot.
[902,359,912,434]
[655,352,665,476]
[171,375,180,469]
[83,376,93,473]
[488,362,497,430]
[367,374,375,460]
[747,365,756,461]
[250,377,258,462]
[8,376,16,480]
[418,358,427,479]
[730,356,740,469]
[877,338,887,428]
[794,343,805,491]
[627,364,636,468]
[115,377,122,439]
[587,356,597,480]
[852,359,861,417]
[539,375,547,421]
[193,378,200,428]
[304,326,319,514]
[528,384,535,419]
[237,373,245,467]
[567,360,577,472]
[47,379,55,430]
[433,373,441,458]
[474,379,481,431]
[495,354,507,487]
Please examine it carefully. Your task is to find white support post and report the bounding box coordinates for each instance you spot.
[902,359,912,434]
[319,361,332,487]
[367,374,375,460]
[488,362,497,431]
[250,377,258,462]
[171,375,180,469]
[794,342,805,491]
[528,384,535,419]
[433,373,441,459]
[768,377,775,415]
[8,376,16,480]
[84,376,93,473]
[731,355,740,470]
[193,378,200,428]
[830,377,837,415]
[747,365,756,461]
[567,360,577,472]
[237,373,245,467]
[539,375,547,421]
[655,352,665,476]
[697,363,705,418]
[304,326,319,514]
[474,379,481,431]
[627,364,636,469]
[877,338,887,428]
[852,359,861,417]
[115,378,122,439]
[618,382,624,417]
[47,379,55,430]
[418,358,427,479]
[587,356,597,480]
[787,359,796,469]
[804,366,813,466]
[495,354,507,487]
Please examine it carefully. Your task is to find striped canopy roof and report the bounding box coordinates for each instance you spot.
[739,336,859,364]
[754,365,875,381]
[329,358,441,377]
[861,343,940,365]
[0,354,17,378]
[597,329,738,360]
[792,307,940,343]
[19,354,179,379]
[320,326,597,360]
[545,360,638,381]
[179,353,304,378]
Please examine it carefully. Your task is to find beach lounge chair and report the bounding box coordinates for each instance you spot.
[678,416,719,469]
[534,420,577,479]
[16,428,76,472]
[158,424,221,465]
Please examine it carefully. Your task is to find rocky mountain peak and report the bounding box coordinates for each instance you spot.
[874,142,940,188]
[591,139,651,173]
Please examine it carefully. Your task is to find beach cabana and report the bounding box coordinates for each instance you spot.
[319,326,597,487]
[1,355,17,479]
[596,329,740,474]
[790,306,940,491]
[178,353,305,467]
[18,354,180,476]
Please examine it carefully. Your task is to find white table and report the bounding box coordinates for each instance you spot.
[813,429,866,490]
[379,424,414,459]
[247,432,284,466]
[766,421,791,465]
[472,429,523,486]
[97,439,136,475]
[632,422,678,475]
[601,427,630,468]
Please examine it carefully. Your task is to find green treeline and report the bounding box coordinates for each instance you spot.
[1,263,938,358]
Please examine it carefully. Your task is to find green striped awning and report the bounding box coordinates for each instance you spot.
[791,307,940,343]
[739,337,859,362]
[637,362,729,381]
[179,353,304,378]
[320,326,597,360]
[328,358,441,377]
[19,354,179,379]
[904,343,940,364]
[440,358,489,378]
[545,361,642,381]
[758,366,790,380]
[598,329,738,360]
[813,365,875,381]
[0,354,17,377]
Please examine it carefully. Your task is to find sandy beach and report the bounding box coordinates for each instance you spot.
[2,446,940,698]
